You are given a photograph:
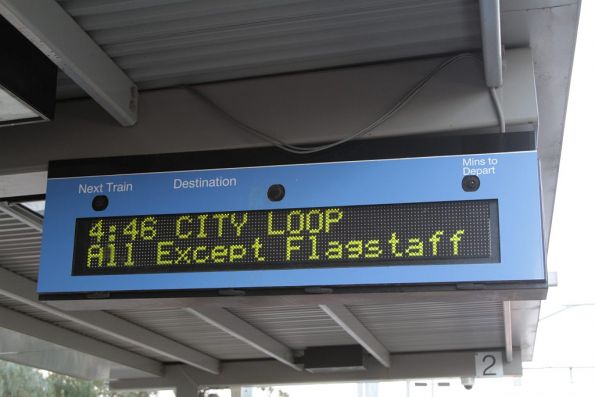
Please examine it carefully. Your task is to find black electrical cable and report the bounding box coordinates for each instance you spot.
[189,53,505,154]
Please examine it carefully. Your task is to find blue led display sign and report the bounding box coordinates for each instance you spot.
[37,134,546,299]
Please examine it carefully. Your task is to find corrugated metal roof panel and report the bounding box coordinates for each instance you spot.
[55,0,481,98]
[348,301,505,353]
[0,295,171,362]
[109,308,268,360]
[227,305,355,349]
[50,317,176,362]
[0,212,41,281]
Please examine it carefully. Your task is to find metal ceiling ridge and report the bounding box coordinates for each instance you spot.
[57,0,478,20]
[86,1,477,45]
[66,0,473,31]
[106,10,477,61]
[120,42,471,83]
[111,305,352,356]
[52,0,482,98]
[114,20,477,70]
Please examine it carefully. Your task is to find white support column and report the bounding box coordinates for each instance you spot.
[0,267,220,374]
[185,306,301,371]
[320,304,390,368]
[0,0,138,126]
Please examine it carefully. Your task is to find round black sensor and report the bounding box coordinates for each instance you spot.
[267,184,285,201]
[461,175,480,192]
[92,195,109,211]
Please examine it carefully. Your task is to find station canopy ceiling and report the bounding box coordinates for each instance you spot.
[0,0,579,388]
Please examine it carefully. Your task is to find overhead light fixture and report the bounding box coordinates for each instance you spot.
[0,16,56,127]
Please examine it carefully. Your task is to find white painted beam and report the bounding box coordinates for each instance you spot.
[0,0,138,126]
[185,306,300,371]
[73,310,220,374]
[0,267,220,374]
[320,304,390,368]
[0,171,47,199]
[111,350,523,390]
[0,305,162,377]
[0,202,43,231]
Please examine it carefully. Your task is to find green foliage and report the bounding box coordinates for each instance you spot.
[0,360,158,397]
[0,360,47,397]
[47,372,103,397]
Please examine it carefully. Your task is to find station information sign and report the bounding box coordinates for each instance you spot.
[37,133,546,299]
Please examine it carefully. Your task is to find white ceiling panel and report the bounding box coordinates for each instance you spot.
[227,305,355,349]
[0,212,40,281]
[109,308,268,360]
[348,301,505,353]
[55,0,481,98]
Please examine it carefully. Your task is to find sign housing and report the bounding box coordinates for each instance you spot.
[38,132,546,301]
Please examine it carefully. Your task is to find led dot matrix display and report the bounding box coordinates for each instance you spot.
[72,200,500,276]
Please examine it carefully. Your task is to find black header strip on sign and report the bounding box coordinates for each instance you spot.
[49,131,535,178]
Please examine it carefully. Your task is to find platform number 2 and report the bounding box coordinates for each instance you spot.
[475,352,504,378]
